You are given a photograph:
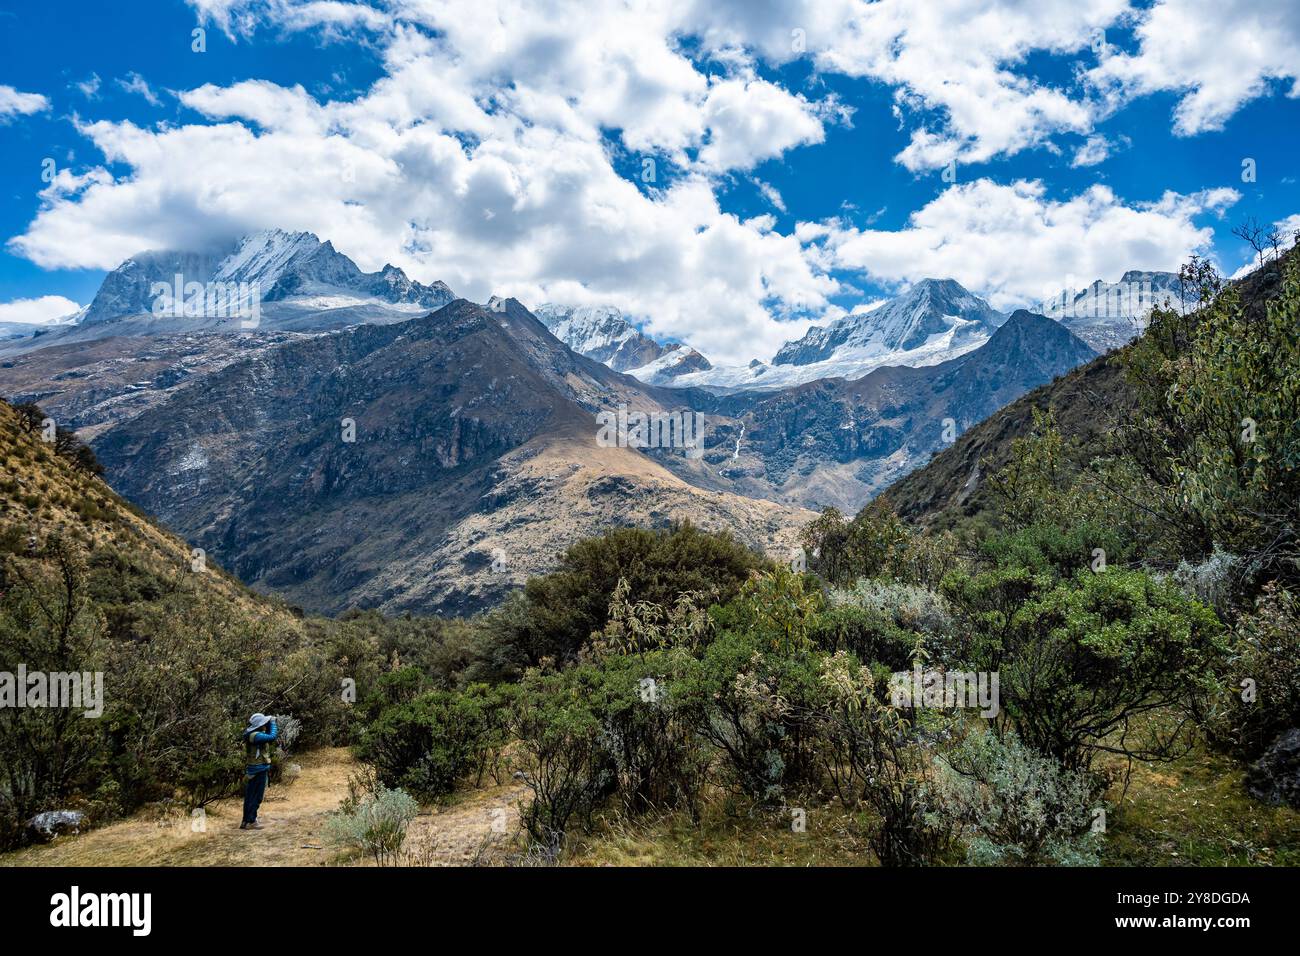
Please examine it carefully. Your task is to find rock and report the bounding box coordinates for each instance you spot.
[1245,728,1300,809]
[28,809,85,841]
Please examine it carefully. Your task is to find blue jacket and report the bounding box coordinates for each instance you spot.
[243,720,278,774]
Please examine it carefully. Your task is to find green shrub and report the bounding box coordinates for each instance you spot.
[510,670,615,844]
[816,579,952,669]
[519,523,764,665]
[360,685,510,800]
[583,649,710,818]
[1207,584,1300,759]
[944,566,1228,771]
[935,730,1102,866]
[681,625,826,804]
[979,520,1130,580]
[800,501,913,586]
[813,651,954,866]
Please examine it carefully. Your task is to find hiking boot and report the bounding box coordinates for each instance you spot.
[240,821,264,830]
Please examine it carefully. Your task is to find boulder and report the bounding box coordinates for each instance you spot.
[27,809,85,842]
[1245,728,1300,809]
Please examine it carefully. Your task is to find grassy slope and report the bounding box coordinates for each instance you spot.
[0,397,287,619]
[881,250,1294,532]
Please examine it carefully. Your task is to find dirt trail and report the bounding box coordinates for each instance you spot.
[1,748,527,867]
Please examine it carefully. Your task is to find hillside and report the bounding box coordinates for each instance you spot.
[0,396,359,849]
[690,310,1096,512]
[77,298,810,615]
[0,297,1094,611]
[881,252,1296,531]
[0,398,273,614]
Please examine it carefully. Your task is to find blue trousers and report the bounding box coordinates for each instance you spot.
[243,769,268,824]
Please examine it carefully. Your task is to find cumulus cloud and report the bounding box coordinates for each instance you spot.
[804,0,1128,171]
[1087,0,1300,136]
[9,53,837,364]
[1071,135,1112,168]
[0,295,82,325]
[0,85,50,120]
[9,0,1284,364]
[807,178,1239,309]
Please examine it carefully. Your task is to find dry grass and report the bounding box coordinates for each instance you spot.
[1,747,532,869]
[6,738,1294,867]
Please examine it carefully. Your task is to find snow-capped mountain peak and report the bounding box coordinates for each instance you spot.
[772,278,1004,367]
[1040,270,1182,352]
[627,343,712,384]
[210,229,322,287]
[73,230,456,331]
[534,303,678,372]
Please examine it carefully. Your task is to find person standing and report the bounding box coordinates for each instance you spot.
[240,713,278,830]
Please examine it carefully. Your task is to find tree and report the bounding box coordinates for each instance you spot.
[1232,217,1269,266]
[801,500,913,586]
[519,523,763,665]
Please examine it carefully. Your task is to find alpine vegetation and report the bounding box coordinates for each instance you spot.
[0,0,1298,912]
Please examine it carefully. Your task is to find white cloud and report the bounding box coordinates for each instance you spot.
[11,0,1289,366]
[0,295,82,326]
[1275,213,1300,239]
[189,0,390,38]
[804,0,1129,171]
[0,85,50,120]
[76,74,102,99]
[1071,135,1112,168]
[808,178,1238,309]
[1088,0,1300,136]
[754,178,787,213]
[10,66,836,364]
[697,76,833,171]
[116,72,163,107]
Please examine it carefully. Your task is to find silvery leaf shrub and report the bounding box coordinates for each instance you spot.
[1170,546,1240,617]
[934,730,1102,866]
[326,784,418,866]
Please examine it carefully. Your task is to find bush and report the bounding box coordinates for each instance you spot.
[979,520,1130,580]
[585,650,710,819]
[682,625,826,804]
[944,566,1228,771]
[1171,547,1243,620]
[519,523,764,666]
[800,501,913,586]
[816,579,951,669]
[510,670,616,844]
[325,781,418,866]
[934,730,1102,866]
[813,651,953,866]
[1207,584,1300,759]
[359,685,510,801]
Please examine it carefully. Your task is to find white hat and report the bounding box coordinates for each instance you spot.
[243,713,272,736]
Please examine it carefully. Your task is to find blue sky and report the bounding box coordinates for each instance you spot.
[1,0,1297,362]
